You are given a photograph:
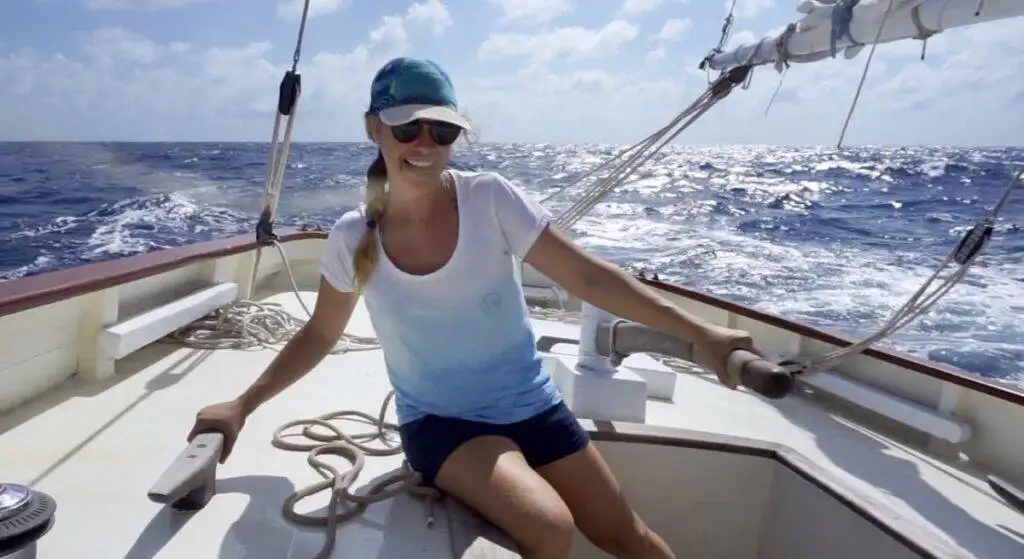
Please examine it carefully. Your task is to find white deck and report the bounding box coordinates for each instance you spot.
[2,289,1023,558]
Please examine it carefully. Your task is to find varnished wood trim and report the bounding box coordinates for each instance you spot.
[586,421,968,559]
[639,277,1024,406]
[0,230,327,319]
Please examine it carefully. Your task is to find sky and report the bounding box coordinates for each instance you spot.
[0,0,1021,145]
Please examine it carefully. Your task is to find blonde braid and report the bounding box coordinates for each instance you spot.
[352,150,388,291]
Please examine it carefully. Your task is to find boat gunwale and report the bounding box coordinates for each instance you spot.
[586,420,970,559]
[0,229,1019,406]
[638,275,1024,406]
[0,229,327,318]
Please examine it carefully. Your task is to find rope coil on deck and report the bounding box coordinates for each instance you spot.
[168,241,380,354]
[270,390,445,559]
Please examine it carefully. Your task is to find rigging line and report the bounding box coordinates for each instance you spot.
[554,95,710,224]
[700,0,739,74]
[556,98,720,229]
[836,0,895,149]
[541,87,717,209]
[552,68,748,230]
[291,0,311,72]
[246,0,310,300]
[718,0,738,53]
[793,169,1021,371]
[764,67,788,116]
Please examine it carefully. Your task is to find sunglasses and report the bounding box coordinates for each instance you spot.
[390,119,462,146]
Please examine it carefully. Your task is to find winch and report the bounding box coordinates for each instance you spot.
[0,483,57,559]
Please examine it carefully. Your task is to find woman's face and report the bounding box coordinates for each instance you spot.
[367,115,461,188]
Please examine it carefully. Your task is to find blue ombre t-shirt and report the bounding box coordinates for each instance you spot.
[319,170,562,426]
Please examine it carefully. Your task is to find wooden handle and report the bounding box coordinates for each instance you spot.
[148,431,224,511]
[727,349,794,399]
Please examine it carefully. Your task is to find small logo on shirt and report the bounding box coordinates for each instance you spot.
[479,291,502,315]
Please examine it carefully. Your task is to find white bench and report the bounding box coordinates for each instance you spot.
[90,282,238,379]
[799,371,972,445]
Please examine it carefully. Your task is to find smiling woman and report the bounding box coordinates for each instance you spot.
[185,55,765,559]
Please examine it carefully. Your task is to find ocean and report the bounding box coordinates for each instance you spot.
[0,142,1021,386]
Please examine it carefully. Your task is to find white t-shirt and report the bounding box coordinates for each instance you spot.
[319,169,563,426]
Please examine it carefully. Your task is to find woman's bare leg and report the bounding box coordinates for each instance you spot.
[536,443,676,559]
[434,435,576,559]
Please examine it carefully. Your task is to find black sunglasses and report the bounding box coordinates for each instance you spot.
[390,119,462,146]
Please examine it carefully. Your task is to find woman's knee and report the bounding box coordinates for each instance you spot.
[516,504,575,558]
[585,515,659,558]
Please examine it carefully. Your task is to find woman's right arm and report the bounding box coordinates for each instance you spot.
[235,276,360,417]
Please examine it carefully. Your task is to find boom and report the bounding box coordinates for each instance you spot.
[706,0,1024,72]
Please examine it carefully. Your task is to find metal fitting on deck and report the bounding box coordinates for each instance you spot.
[0,483,57,559]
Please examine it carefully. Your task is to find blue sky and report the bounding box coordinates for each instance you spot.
[1,0,1021,145]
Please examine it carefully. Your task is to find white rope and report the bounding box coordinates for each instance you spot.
[547,68,749,231]
[244,0,310,301]
[168,241,379,354]
[836,0,895,149]
[789,169,1022,372]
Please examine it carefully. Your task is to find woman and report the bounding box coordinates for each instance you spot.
[190,56,760,559]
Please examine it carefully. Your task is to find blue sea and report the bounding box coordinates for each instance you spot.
[0,142,1021,386]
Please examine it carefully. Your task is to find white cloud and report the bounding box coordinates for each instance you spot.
[487,0,574,24]
[621,0,663,15]
[295,2,456,116]
[202,42,274,78]
[367,16,408,49]
[646,46,667,63]
[84,27,168,64]
[463,64,689,142]
[731,0,775,19]
[405,0,453,36]
[83,0,211,9]
[276,0,349,20]
[478,21,639,66]
[655,18,692,42]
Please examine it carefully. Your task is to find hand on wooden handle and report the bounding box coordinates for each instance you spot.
[727,349,793,399]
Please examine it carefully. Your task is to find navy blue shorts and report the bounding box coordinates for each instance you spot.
[398,400,590,486]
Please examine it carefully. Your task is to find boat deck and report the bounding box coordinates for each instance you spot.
[1,289,1022,558]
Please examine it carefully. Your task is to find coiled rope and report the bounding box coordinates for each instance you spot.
[270,391,447,559]
[168,240,379,355]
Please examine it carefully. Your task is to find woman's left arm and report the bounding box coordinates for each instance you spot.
[524,224,755,388]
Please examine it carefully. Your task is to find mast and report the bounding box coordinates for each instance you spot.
[705,0,1024,72]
